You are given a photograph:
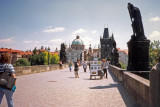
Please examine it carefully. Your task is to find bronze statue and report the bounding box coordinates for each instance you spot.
[128,3,146,40]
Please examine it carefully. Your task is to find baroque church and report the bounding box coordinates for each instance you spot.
[66,35,84,62]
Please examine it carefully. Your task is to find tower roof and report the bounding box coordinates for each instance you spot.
[103,28,109,38]
[71,35,84,45]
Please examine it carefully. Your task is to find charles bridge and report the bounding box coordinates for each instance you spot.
[0,63,155,107]
[1,3,159,107]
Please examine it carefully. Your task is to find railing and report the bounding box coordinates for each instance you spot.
[109,65,150,107]
[15,64,68,76]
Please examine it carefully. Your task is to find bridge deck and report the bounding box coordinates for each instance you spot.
[1,66,137,107]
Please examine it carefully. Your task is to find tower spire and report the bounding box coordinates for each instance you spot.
[103,28,109,38]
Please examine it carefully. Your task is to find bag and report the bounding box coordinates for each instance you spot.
[74,68,79,71]
[0,66,16,90]
[74,62,79,71]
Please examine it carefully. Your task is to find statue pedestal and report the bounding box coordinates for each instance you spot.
[127,38,150,71]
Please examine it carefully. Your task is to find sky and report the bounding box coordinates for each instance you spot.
[0,0,160,52]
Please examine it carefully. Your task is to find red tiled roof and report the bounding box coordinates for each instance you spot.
[0,48,33,55]
[117,48,128,55]
[51,52,59,55]
[39,49,46,52]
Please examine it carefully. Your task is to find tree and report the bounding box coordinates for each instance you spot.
[60,43,67,64]
[43,51,52,65]
[33,47,38,54]
[51,54,60,64]
[149,40,160,68]
[16,58,30,66]
[119,62,126,69]
[41,46,44,50]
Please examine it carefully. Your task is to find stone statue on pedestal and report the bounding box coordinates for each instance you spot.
[127,3,150,71]
[128,3,146,40]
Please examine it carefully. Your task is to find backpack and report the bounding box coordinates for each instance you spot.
[0,65,16,90]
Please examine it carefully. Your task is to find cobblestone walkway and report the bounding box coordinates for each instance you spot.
[1,66,136,107]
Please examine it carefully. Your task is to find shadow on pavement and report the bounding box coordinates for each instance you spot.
[68,77,76,79]
[89,69,137,107]
[90,83,118,89]
[47,80,57,82]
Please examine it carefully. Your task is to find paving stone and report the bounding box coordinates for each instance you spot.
[1,66,136,107]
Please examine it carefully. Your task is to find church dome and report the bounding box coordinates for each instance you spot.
[72,36,84,45]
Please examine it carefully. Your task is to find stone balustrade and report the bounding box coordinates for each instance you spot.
[109,65,150,107]
[14,64,68,76]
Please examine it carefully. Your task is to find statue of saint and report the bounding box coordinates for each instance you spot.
[128,3,146,39]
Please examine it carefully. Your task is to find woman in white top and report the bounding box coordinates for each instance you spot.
[101,59,109,78]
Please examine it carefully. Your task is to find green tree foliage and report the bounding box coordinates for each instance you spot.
[33,47,38,54]
[29,54,44,65]
[51,54,60,64]
[29,47,59,65]
[119,62,126,69]
[16,58,30,66]
[149,40,160,68]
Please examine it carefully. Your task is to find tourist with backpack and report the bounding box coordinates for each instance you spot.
[0,54,16,107]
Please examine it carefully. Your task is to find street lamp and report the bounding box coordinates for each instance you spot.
[48,47,50,65]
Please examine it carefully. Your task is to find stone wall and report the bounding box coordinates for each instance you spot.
[109,65,126,81]
[15,64,68,76]
[109,65,150,107]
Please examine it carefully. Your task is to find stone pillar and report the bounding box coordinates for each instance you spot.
[127,38,150,71]
[149,63,160,107]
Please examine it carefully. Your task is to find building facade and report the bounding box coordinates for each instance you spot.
[66,35,85,62]
[117,48,128,67]
[0,48,33,64]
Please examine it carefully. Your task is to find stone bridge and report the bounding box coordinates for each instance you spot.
[0,65,151,107]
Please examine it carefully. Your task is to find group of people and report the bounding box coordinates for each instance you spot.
[68,59,110,79]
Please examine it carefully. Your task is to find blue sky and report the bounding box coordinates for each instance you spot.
[0,0,160,51]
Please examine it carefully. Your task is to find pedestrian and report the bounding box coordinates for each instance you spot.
[101,59,109,78]
[0,54,16,107]
[68,60,72,72]
[59,61,63,69]
[74,60,80,78]
[83,61,87,72]
[88,61,90,69]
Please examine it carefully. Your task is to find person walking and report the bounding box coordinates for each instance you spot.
[83,61,87,72]
[101,59,109,79]
[59,61,63,69]
[0,54,16,107]
[74,60,80,78]
[68,60,72,72]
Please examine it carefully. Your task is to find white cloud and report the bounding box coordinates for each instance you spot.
[49,39,63,43]
[149,17,160,22]
[91,30,98,34]
[24,40,40,44]
[148,31,160,41]
[0,37,15,44]
[81,36,99,49]
[43,27,65,33]
[72,28,87,35]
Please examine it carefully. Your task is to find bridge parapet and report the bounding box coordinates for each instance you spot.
[109,65,150,107]
[14,64,68,76]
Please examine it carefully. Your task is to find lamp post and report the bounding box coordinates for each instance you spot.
[48,47,50,65]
